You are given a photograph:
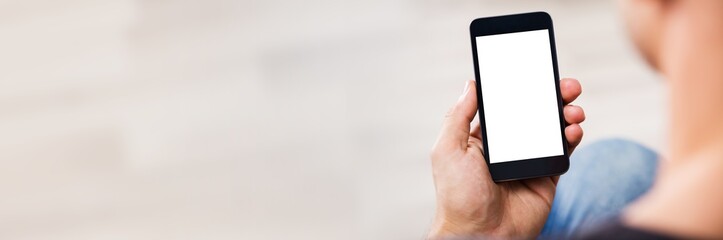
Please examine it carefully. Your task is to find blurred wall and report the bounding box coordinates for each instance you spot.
[0,0,665,239]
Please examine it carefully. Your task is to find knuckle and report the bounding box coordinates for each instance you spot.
[445,107,455,119]
[430,142,456,161]
[430,146,444,161]
[468,138,482,149]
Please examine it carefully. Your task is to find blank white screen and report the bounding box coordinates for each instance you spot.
[476,29,564,164]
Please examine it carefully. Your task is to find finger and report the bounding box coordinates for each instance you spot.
[470,117,482,140]
[563,105,586,124]
[521,177,556,203]
[468,119,484,155]
[565,123,584,153]
[434,80,477,151]
[551,176,560,185]
[560,78,582,105]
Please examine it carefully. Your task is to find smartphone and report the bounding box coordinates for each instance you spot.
[469,12,569,182]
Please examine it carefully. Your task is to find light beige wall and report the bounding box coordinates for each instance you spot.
[0,0,665,239]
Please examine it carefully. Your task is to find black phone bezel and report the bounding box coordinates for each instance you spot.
[469,12,570,182]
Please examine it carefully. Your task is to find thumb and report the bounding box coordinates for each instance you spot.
[434,80,478,152]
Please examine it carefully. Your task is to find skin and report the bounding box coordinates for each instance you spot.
[428,79,584,239]
[620,0,723,238]
[429,0,723,238]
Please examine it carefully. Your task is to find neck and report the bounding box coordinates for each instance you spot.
[663,3,723,166]
[624,4,723,237]
[624,52,723,237]
[667,50,723,165]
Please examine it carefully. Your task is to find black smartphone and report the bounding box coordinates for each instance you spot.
[469,12,569,182]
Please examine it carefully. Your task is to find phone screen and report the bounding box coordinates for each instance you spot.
[476,29,564,164]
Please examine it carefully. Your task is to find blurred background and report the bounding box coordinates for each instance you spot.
[0,0,666,239]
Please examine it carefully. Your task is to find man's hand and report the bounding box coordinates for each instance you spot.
[428,78,585,239]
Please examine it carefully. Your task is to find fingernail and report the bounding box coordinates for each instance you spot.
[461,81,470,95]
[458,81,471,102]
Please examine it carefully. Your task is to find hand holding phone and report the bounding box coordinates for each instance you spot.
[429,12,585,239]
